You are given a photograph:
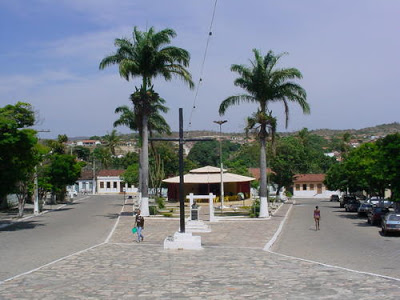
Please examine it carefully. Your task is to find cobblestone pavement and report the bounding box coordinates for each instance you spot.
[1,201,400,299]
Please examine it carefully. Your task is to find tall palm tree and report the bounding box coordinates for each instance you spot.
[114,87,172,195]
[219,49,310,217]
[100,26,194,216]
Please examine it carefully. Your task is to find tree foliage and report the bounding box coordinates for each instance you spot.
[0,102,38,208]
[325,133,400,201]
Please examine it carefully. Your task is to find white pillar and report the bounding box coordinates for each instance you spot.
[209,193,216,222]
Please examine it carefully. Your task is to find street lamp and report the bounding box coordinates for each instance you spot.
[214,120,228,211]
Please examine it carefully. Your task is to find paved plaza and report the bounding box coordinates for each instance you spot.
[1,200,400,299]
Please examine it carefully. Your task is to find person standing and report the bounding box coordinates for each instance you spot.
[135,209,145,242]
[314,206,320,230]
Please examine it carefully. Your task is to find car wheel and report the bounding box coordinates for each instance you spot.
[367,218,370,224]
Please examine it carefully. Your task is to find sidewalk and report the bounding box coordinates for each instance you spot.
[1,200,400,299]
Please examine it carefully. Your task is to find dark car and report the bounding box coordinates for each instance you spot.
[330,194,339,202]
[340,195,356,208]
[367,207,389,225]
[358,203,373,216]
[345,200,361,212]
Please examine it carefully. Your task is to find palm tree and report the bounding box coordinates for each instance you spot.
[100,26,194,215]
[103,129,120,156]
[219,49,310,217]
[114,87,171,195]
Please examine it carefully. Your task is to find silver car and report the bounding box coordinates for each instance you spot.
[381,213,400,236]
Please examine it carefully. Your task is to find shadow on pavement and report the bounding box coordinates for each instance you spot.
[120,212,133,217]
[0,220,45,231]
[49,207,74,212]
[97,213,119,219]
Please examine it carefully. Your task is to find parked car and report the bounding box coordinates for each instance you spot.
[365,197,393,208]
[330,194,339,202]
[345,200,361,212]
[381,213,400,236]
[358,203,373,216]
[367,207,389,225]
[340,195,356,208]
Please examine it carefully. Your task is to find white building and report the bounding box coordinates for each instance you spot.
[96,170,138,195]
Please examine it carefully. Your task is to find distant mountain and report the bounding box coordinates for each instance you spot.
[68,123,400,141]
[306,122,400,138]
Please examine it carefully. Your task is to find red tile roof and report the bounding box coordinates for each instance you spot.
[97,170,125,177]
[248,168,274,181]
[79,170,94,180]
[293,174,325,183]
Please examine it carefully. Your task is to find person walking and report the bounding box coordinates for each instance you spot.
[135,209,145,242]
[314,206,320,230]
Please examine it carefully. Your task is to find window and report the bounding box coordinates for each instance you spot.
[302,184,307,190]
[107,182,111,188]
[113,182,117,189]
[128,183,131,188]
[310,184,314,190]
[296,184,300,191]
[100,182,104,189]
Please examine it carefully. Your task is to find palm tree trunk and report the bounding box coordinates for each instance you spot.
[259,136,270,218]
[140,113,150,216]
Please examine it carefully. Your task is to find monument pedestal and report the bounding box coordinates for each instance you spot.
[185,220,211,233]
[164,232,203,250]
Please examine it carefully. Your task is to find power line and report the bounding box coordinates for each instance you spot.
[186,0,218,136]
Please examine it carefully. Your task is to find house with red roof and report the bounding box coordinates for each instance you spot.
[292,174,338,198]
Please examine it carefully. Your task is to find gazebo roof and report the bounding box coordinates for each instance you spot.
[162,166,255,184]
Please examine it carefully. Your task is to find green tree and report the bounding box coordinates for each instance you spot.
[91,146,112,169]
[121,163,140,187]
[46,154,83,203]
[0,102,38,209]
[219,49,310,217]
[100,26,194,215]
[103,129,120,156]
[375,133,400,203]
[72,146,91,161]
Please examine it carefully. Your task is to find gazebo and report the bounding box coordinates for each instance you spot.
[163,166,255,202]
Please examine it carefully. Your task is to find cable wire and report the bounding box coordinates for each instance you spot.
[186,0,218,137]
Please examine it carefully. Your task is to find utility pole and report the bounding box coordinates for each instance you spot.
[213,120,227,211]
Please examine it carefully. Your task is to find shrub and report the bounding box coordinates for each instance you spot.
[155,197,165,209]
[249,199,260,218]
[149,205,158,215]
[161,212,173,217]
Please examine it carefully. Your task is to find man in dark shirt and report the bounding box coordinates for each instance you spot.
[135,209,145,242]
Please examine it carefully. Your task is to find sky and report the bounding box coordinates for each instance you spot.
[1,0,399,139]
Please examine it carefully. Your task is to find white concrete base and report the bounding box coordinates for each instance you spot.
[140,196,149,217]
[185,220,211,233]
[259,196,270,218]
[164,232,203,250]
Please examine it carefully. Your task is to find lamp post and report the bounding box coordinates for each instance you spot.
[214,120,227,211]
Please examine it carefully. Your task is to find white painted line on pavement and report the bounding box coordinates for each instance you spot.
[105,214,121,244]
[0,242,105,285]
[263,199,400,282]
[104,197,129,244]
[263,201,295,251]
[266,249,400,282]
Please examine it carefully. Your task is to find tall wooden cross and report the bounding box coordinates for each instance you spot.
[150,108,213,233]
